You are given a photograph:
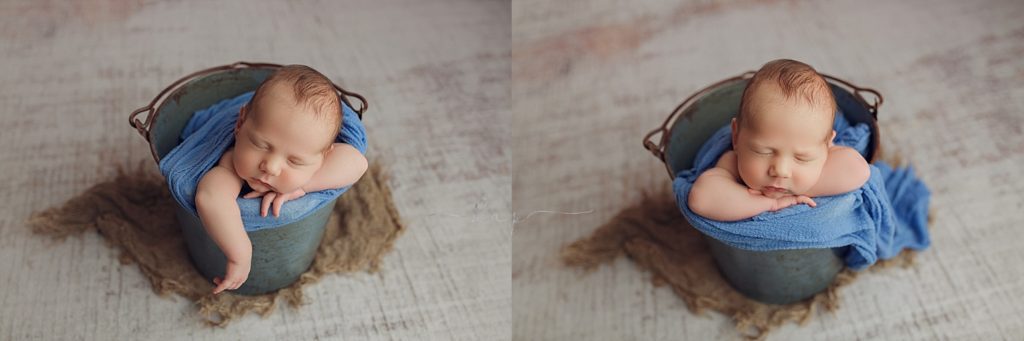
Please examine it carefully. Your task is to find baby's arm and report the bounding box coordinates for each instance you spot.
[804,146,871,197]
[195,151,251,294]
[688,151,815,222]
[246,144,368,218]
[302,143,369,193]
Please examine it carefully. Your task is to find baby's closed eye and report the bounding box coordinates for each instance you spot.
[752,149,816,162]
[795,156,815,162]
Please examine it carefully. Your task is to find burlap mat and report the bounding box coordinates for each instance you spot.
[562,159,927,340]
[29,161,405,326]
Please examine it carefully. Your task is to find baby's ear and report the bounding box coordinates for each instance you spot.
[235,105,248,133]
[319,143,334,158]
[828,130,836,147]
[730,118,739,146]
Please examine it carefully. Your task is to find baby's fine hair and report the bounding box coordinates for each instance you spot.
[738,59,837,137]
[249,65,342,139]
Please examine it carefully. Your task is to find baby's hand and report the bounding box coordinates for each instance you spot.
[243,188,307,217]
[748,188,817,210]
[212,258,251,294]
[769,194,817,211]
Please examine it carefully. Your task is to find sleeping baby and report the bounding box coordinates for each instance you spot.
[687,59,870,222]
[195,65,368,294]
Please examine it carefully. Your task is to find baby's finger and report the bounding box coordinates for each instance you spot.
[243,191,263,199]
[799,196,817,207]
[212,280,230,294]
[747,188,762,195]
[261,193,276,217]
[273,195,287,217]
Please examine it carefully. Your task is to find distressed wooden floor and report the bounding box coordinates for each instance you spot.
[0,1,509,340]
[512,0,1024,340]
[5,0,1024,340]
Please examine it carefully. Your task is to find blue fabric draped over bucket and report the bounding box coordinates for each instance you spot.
[159,91,367,231]
[672,112,930,270]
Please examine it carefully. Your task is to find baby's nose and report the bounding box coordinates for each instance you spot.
[769,163,791,178]
[260,160,282,176]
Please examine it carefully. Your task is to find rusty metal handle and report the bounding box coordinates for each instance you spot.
[821,73,884,118]
[643,71,755,178]
[644,71,881,179]
[128,61,276,141]
[334,84,368,118]
[128,61,369,140]
[128,106,154,140]
[642,127,666,162]
[856,88,883,114]
[129,61,370,163]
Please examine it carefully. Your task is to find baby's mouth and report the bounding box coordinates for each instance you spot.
[763,186,789,193]
[251,178,276,191]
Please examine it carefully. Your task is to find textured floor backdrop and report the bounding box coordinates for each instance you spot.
[512,0,1024,340]
[0,1,510,340]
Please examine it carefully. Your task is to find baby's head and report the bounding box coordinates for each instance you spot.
[233,65,341,194]
[731,59,837,197]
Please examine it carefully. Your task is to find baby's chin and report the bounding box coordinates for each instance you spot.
[244,178,294,193]
[243,178,273,192]
[762,190,789,199]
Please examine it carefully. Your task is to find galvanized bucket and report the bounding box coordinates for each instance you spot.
[129,62,367,295]
[643,71,883,305]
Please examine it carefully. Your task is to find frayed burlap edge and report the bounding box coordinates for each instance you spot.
[29,161,405,327]
[562,151,930,340]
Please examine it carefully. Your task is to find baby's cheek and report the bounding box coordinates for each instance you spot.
[230,155,246,176]
[300,168,319,184]
[736,160,763,185]
[234,154,256,177]
[801,167,826,191]
[282,170,313,192]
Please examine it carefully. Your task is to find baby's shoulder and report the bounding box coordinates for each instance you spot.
[215,148,236,172]
[713,150,740,180]
[715,150,736,167]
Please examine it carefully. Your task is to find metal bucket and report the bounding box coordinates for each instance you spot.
[643,71,883,305]
[128,62,367,295]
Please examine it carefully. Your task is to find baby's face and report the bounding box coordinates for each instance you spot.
[731,86,834,198]
[232,88,335,194]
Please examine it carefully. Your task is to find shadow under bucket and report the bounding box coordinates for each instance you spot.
[643,71,883,305]
[128,62,367,295]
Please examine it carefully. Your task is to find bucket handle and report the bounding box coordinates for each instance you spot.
[643,71,884,178]
[642,72,754,177]
[821,75,883,118]
[129,61,369,163]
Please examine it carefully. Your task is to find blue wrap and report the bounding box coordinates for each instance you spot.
[673,113,930,270]
[159,91,367,231]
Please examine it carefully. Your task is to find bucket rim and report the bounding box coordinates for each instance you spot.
[642,71,884,179]
[128,61,368,165]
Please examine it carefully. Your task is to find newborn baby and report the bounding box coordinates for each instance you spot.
[195,65,369,294]
[688,59,870,222]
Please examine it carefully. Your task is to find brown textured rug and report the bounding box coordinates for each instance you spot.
[28,161,405,327]
[562,155,926,340]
